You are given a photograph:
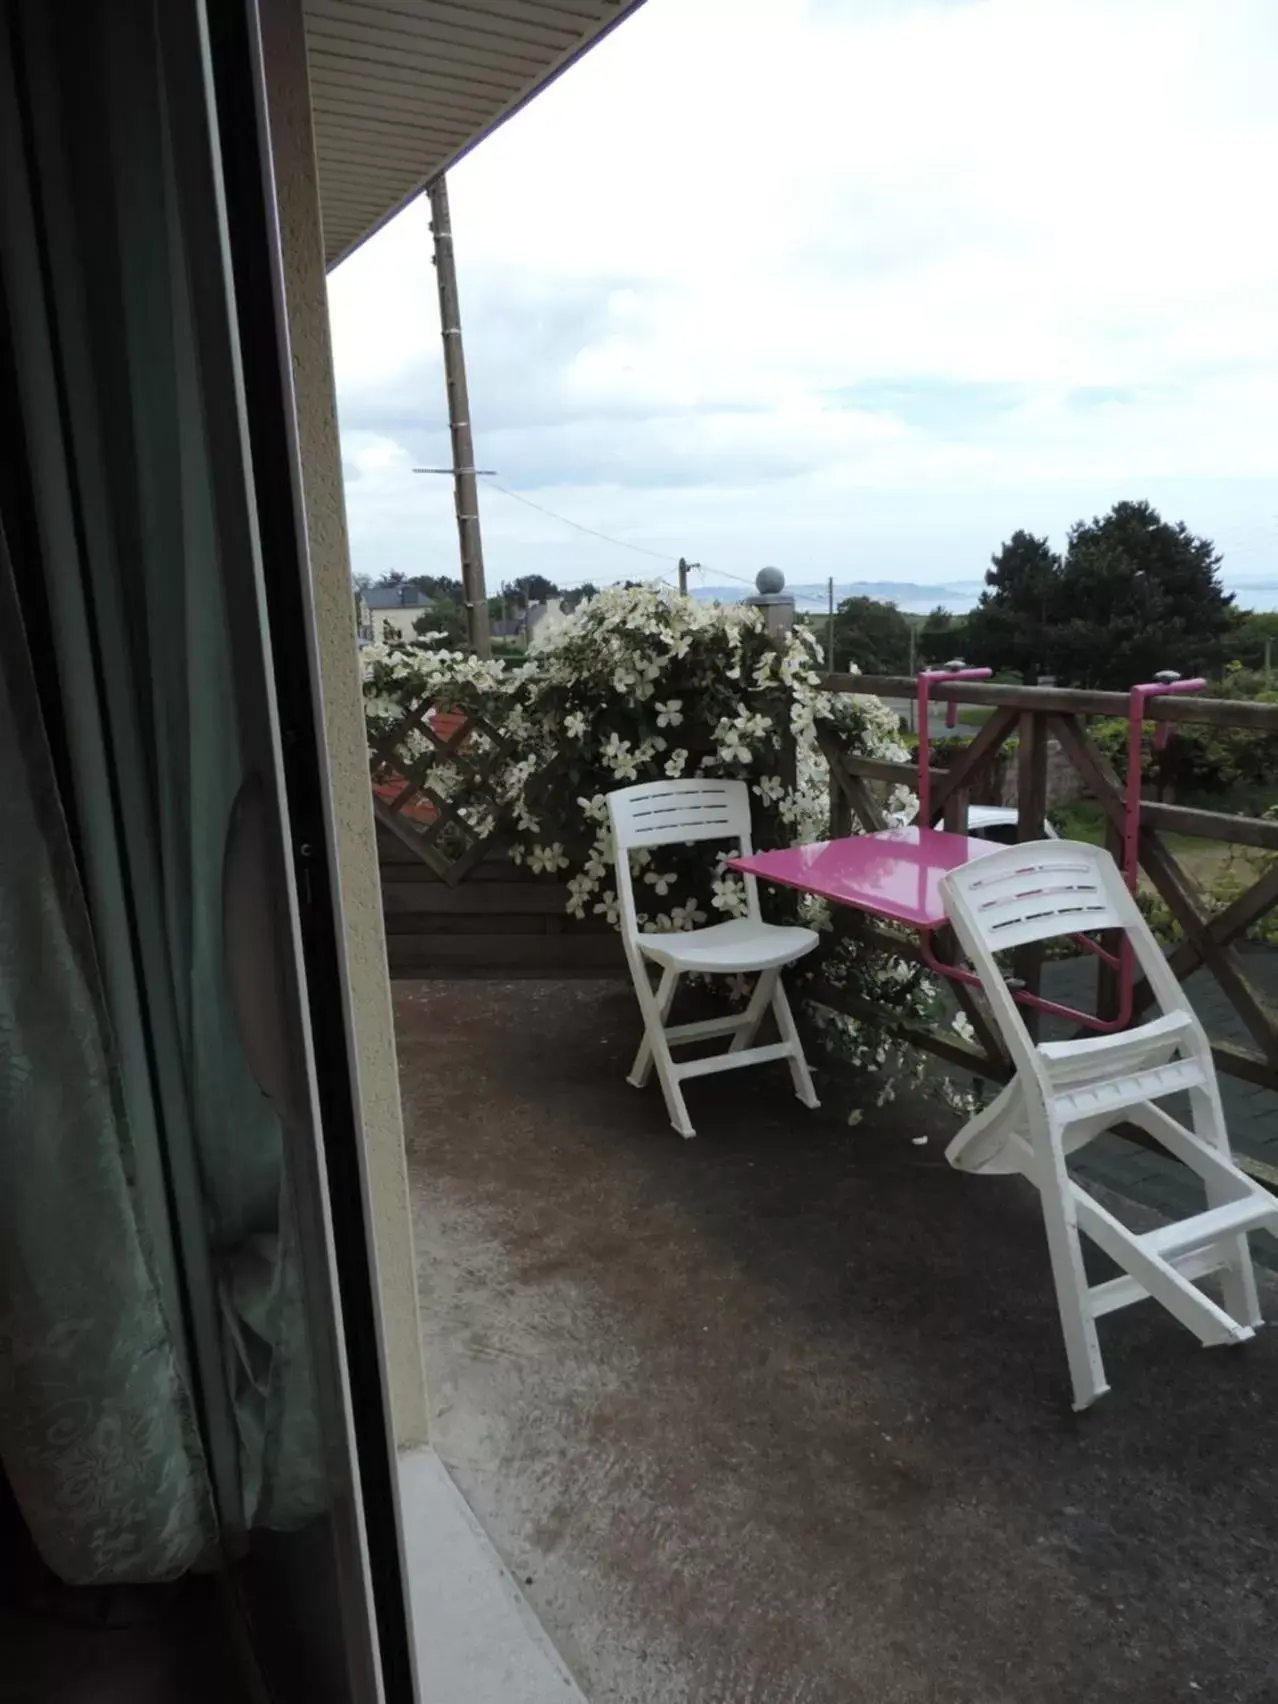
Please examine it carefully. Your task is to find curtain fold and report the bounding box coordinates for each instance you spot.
[0,514,219,1585]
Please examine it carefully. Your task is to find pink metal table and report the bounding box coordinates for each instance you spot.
[727,663,1208,1035]
[730,826,997,931]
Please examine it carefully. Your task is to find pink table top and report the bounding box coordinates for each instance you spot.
[729,827,998,930]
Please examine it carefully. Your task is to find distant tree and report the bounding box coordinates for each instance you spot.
[352,573,373,593]
[510,573,561,606]
[382,570,406,587]
[917,605,966,667]
[1226,609,1278,674]
[1051,502,1234,689]
[561,581,599,611]
[412,600,466,647]
[831,596,912,675]
[409,573,464,604]
[963,530,1063,683]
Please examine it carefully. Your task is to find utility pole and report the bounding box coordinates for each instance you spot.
[827,576,835,672]
[427,176,490,657]
[677,557,699,596]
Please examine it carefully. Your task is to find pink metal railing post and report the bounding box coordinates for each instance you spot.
[1123,674,1205,888]
[916,661,991,826]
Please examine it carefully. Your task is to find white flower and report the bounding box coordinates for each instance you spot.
[578,793,608,823]
[665,748,689,779]
[601,732,639,780]
[670,899,707,930]
[799,895,833,933]
[593,889,621,926]
[643,869,677,896]
[655,698,684,728]
[528,842,569,874]
[565,872,596,919]
[718,734,751,765]
[564,711,588,739]
[711,875,747,916]
[951,1011,977,1046]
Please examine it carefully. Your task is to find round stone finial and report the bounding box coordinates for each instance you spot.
[755,565,785,595]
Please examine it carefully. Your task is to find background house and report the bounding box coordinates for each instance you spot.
[365,582,434,643]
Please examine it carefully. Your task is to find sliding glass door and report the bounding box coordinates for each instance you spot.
[0,2,413,1698]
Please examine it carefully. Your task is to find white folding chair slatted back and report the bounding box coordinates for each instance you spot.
[939,839,1278,1409]
[608,779,755,852]
[609,780,762,943]
[957,850,1125,953]
[944,842,1194,1088]
[606,780,818,1139]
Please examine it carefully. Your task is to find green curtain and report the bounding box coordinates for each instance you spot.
[0,0,324,1580]
[0,517,219,1585]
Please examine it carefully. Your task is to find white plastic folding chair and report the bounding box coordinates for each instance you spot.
[607,779,820,1138]
[940,840,1278,1409]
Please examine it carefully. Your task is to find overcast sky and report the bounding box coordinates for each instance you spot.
[328,0,1278,608]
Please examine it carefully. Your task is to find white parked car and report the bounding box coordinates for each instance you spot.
[963,805,1059,844]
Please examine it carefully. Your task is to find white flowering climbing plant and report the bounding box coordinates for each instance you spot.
[362,585,974,1112]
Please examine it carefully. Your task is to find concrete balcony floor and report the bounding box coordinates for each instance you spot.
[396,978,1278,1704]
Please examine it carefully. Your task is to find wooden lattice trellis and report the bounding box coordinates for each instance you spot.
[369,694,623,977]
[370,696,515,885]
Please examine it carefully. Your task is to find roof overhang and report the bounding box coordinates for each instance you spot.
[305,0,646,270]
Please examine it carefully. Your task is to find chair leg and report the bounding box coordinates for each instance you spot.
[1190,1080,1263,1329]
[628,965,678,1089]
[729,968,775,1054]
[770,976,820,1109]
[1036,1135,1110,1410]
[626,961,694,1137]
[946,1079,1026,1176]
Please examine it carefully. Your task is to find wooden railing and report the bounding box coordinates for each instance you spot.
[812,674,1278,1140]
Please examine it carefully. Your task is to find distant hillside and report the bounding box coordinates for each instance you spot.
[687,575,1278,615]
[689,581,982,616]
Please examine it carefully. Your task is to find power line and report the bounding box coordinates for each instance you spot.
[693,562,757,587]
[445,477,766,594]
[479,480,676,572]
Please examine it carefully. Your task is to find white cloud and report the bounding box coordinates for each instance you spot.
[328,0,1278,604]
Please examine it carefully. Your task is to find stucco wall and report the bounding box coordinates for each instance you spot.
[259,0,428,1450]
